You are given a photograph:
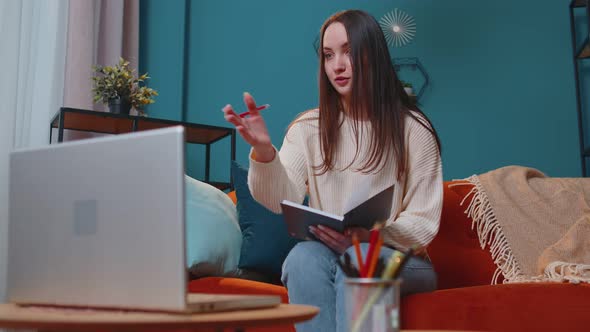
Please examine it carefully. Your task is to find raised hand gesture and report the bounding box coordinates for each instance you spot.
[222,92,275,162]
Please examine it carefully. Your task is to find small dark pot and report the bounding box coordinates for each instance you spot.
[108,97,131,115]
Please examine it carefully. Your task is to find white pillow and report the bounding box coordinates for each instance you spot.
[184,175,241,277]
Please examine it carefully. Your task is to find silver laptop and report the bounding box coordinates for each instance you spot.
[7,126,280,313]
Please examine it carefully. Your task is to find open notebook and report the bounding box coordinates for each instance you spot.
[281,184,394,240]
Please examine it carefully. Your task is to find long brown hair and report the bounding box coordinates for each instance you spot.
[313,10,441,180]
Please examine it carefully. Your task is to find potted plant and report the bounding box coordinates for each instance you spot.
[401,80,414,96]
[91,58,158,115]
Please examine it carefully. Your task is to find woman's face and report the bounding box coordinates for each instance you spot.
[323,22,352,102]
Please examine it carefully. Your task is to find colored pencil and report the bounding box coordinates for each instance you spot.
[352,233,364,275]
[366,235,383,278]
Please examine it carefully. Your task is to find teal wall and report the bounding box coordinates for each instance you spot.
[139,0,186,121]
[140,0,586,182]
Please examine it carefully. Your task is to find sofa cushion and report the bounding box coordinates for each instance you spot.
[185,175,242,278]
[227,190,237,204]
[427,181,499,289]
[231,161,301,278]
[189,276,289,303]
[188,277,294,332]
[401,283,590,332]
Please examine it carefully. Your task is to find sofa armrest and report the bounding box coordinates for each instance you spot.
[428,181,498,289]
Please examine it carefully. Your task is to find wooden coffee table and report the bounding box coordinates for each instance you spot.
[0,303,318,332]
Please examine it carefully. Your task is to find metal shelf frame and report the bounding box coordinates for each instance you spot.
[569,0,590,176]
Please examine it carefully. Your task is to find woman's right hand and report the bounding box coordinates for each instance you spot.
[222,92,275,162]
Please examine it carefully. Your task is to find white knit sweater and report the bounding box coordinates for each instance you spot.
[248,109,443,250]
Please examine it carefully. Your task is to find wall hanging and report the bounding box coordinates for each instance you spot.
[379,9,416,48]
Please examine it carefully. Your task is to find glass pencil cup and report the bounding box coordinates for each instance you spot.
[344,278,401,332]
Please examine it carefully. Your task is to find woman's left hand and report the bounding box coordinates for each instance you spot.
[309,225,370,255]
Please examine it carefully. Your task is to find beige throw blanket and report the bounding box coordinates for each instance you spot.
[456,166,590,284]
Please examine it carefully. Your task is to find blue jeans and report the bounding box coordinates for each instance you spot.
[281,241,437,332]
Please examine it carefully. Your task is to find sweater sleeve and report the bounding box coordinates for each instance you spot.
[247,122,309,213]
[382,117,443,251]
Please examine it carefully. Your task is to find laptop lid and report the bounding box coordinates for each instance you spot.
[8,127,187,312]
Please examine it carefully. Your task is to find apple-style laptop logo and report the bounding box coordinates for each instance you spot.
[73,199,97,236]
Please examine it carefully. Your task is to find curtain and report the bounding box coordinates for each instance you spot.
[0,0,69,303]
[63,0,139,111]
[0,0,139,304]
[61,0,139,142]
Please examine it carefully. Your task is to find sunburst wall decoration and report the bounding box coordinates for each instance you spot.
[379,9,416,47]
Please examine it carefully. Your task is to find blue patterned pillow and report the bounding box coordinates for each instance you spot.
[231,161,301,278]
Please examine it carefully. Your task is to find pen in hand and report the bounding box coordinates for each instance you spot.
[239,104,270,118]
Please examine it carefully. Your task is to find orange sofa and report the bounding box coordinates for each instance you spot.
[189,181,590,332]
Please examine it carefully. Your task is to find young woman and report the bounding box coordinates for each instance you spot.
[223,9,442,332]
